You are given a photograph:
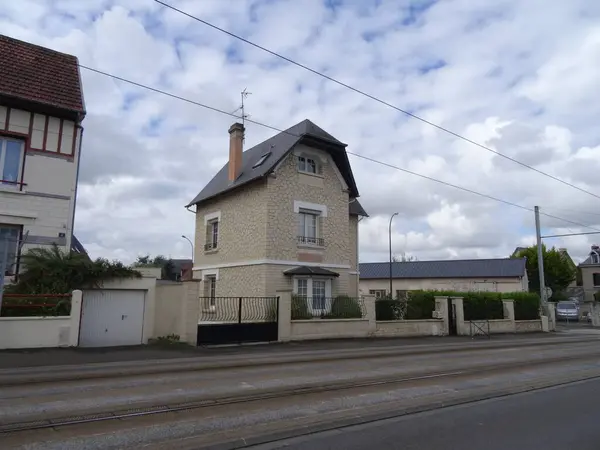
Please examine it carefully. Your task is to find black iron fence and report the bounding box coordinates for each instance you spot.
[197,296,279,345]
[291,295,365,320]
[198,296,278,323]
[296,236,325,246]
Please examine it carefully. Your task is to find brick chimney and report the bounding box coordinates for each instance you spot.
[228,122,244,182]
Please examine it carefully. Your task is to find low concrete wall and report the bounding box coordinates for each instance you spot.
[374,320,444,337]
[153,281,200,345]
[0,290,82,349]
[290,318,371,340]
[154,283,185,338]
[0,317,71,349]
[515,320,543,333]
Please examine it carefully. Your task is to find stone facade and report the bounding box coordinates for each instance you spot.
[193,144,359,299]
[580,265,600,303]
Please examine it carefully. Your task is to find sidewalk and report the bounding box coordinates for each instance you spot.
[0,333,572,370]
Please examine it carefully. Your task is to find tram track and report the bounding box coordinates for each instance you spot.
[2,349,600,436]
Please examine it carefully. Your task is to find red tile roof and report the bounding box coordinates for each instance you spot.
[0,34,85,117]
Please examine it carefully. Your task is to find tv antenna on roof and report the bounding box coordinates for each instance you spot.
[240,88,252,144]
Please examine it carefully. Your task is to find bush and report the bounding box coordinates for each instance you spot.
[406,291,436,320]
[291,294,311,320]
[325,295,363,319]
[462,292,504,320]
[375,299,402,320]
[503,292,540,320]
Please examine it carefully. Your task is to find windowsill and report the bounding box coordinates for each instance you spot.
[0,186,26,195]
[297,170,323,179]
[297,243,325,250]
[204,248,219,254]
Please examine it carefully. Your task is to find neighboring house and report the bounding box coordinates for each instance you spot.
[359,258,529,297]
[170,258,193,281]
[187,119,367,310]
[579,245,600,303]
[0,35,85,279]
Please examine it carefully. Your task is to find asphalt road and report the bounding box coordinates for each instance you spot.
[254,377,600,450]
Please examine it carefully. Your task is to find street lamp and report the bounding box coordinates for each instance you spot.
[181,235,194,262]
[389,212,398,298]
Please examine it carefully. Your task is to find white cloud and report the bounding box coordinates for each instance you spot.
[2,0,599,265]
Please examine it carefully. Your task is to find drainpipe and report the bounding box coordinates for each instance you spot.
[69,125,84,253]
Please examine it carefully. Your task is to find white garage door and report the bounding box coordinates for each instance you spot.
[79,290,146,347]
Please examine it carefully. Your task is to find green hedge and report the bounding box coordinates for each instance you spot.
[503,292,540,320]
[462,292,504,320]
[0,296,71,317]
[324,295,363,319]
[375,290,438,320]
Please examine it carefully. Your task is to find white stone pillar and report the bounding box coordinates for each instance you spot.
[434,296,449,336]
[69,290,83,347]
[277,290,292,342]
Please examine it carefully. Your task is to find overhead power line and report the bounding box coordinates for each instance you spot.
[77,64,600,233]
[153,0,600,203]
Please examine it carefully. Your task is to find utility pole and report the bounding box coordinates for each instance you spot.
[534,206,547,310]
[389,212,398,298]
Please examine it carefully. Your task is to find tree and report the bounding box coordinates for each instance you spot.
[8,244,141,294]
[392,252,418,262]
[512,245,576,295]
[133,254,177,281]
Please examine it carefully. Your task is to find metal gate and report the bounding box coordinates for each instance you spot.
[197,296,279,345]
[448,298,457,335]
[79,290,146,347]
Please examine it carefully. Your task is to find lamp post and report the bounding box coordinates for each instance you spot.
[181,235,194,262]
[389,212,398,298]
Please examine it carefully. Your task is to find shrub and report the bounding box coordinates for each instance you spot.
[405,291,436,320]
[291,294,311,320]
[375,299,402,320]
[326,295,363,319]
[462,292,504,320]
[503,292,540,320]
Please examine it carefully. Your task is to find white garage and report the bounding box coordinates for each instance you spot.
[79,289,146,347]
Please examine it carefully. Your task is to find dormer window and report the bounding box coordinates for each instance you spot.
[297,155,319,174]
[252,151,271,169]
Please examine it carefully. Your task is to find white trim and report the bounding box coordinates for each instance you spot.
[201,268,220,280]
[349,271,359,275]
[203,211,221,225]
[294,201,328,217]
[193,259,351,271]
[0,209,37,219]
[330,158,348,191]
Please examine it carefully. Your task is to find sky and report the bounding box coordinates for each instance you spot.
[2,0,600,264]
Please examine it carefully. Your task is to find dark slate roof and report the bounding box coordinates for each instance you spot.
[283,266,340,277]
[580,246,600,266]
[349,199,368,217]
[359,258,527,279]
[71,235,87,255]
[186,119,363,210]
[0,34,85,118]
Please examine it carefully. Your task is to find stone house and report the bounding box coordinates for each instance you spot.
[187,120,367,313]
[359,258,529,297]
[0,35,86,281]
[579,245,600,303]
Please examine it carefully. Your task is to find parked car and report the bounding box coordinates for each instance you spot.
[556,301,579,322]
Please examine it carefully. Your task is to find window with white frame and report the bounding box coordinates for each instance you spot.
[297,155,320,175]
[0,138,25,189]
[293,277,331,314]
[297,209,323,246]
[369,289,387,298]
[205,219,219,251]
[203,275,217,308]
[0,225,20,276]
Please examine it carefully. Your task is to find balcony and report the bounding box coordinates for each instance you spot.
[297,236,324,247]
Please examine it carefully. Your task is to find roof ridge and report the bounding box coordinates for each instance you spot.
[0,34,79,60]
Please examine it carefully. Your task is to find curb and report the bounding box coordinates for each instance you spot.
[0,335,594,386]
